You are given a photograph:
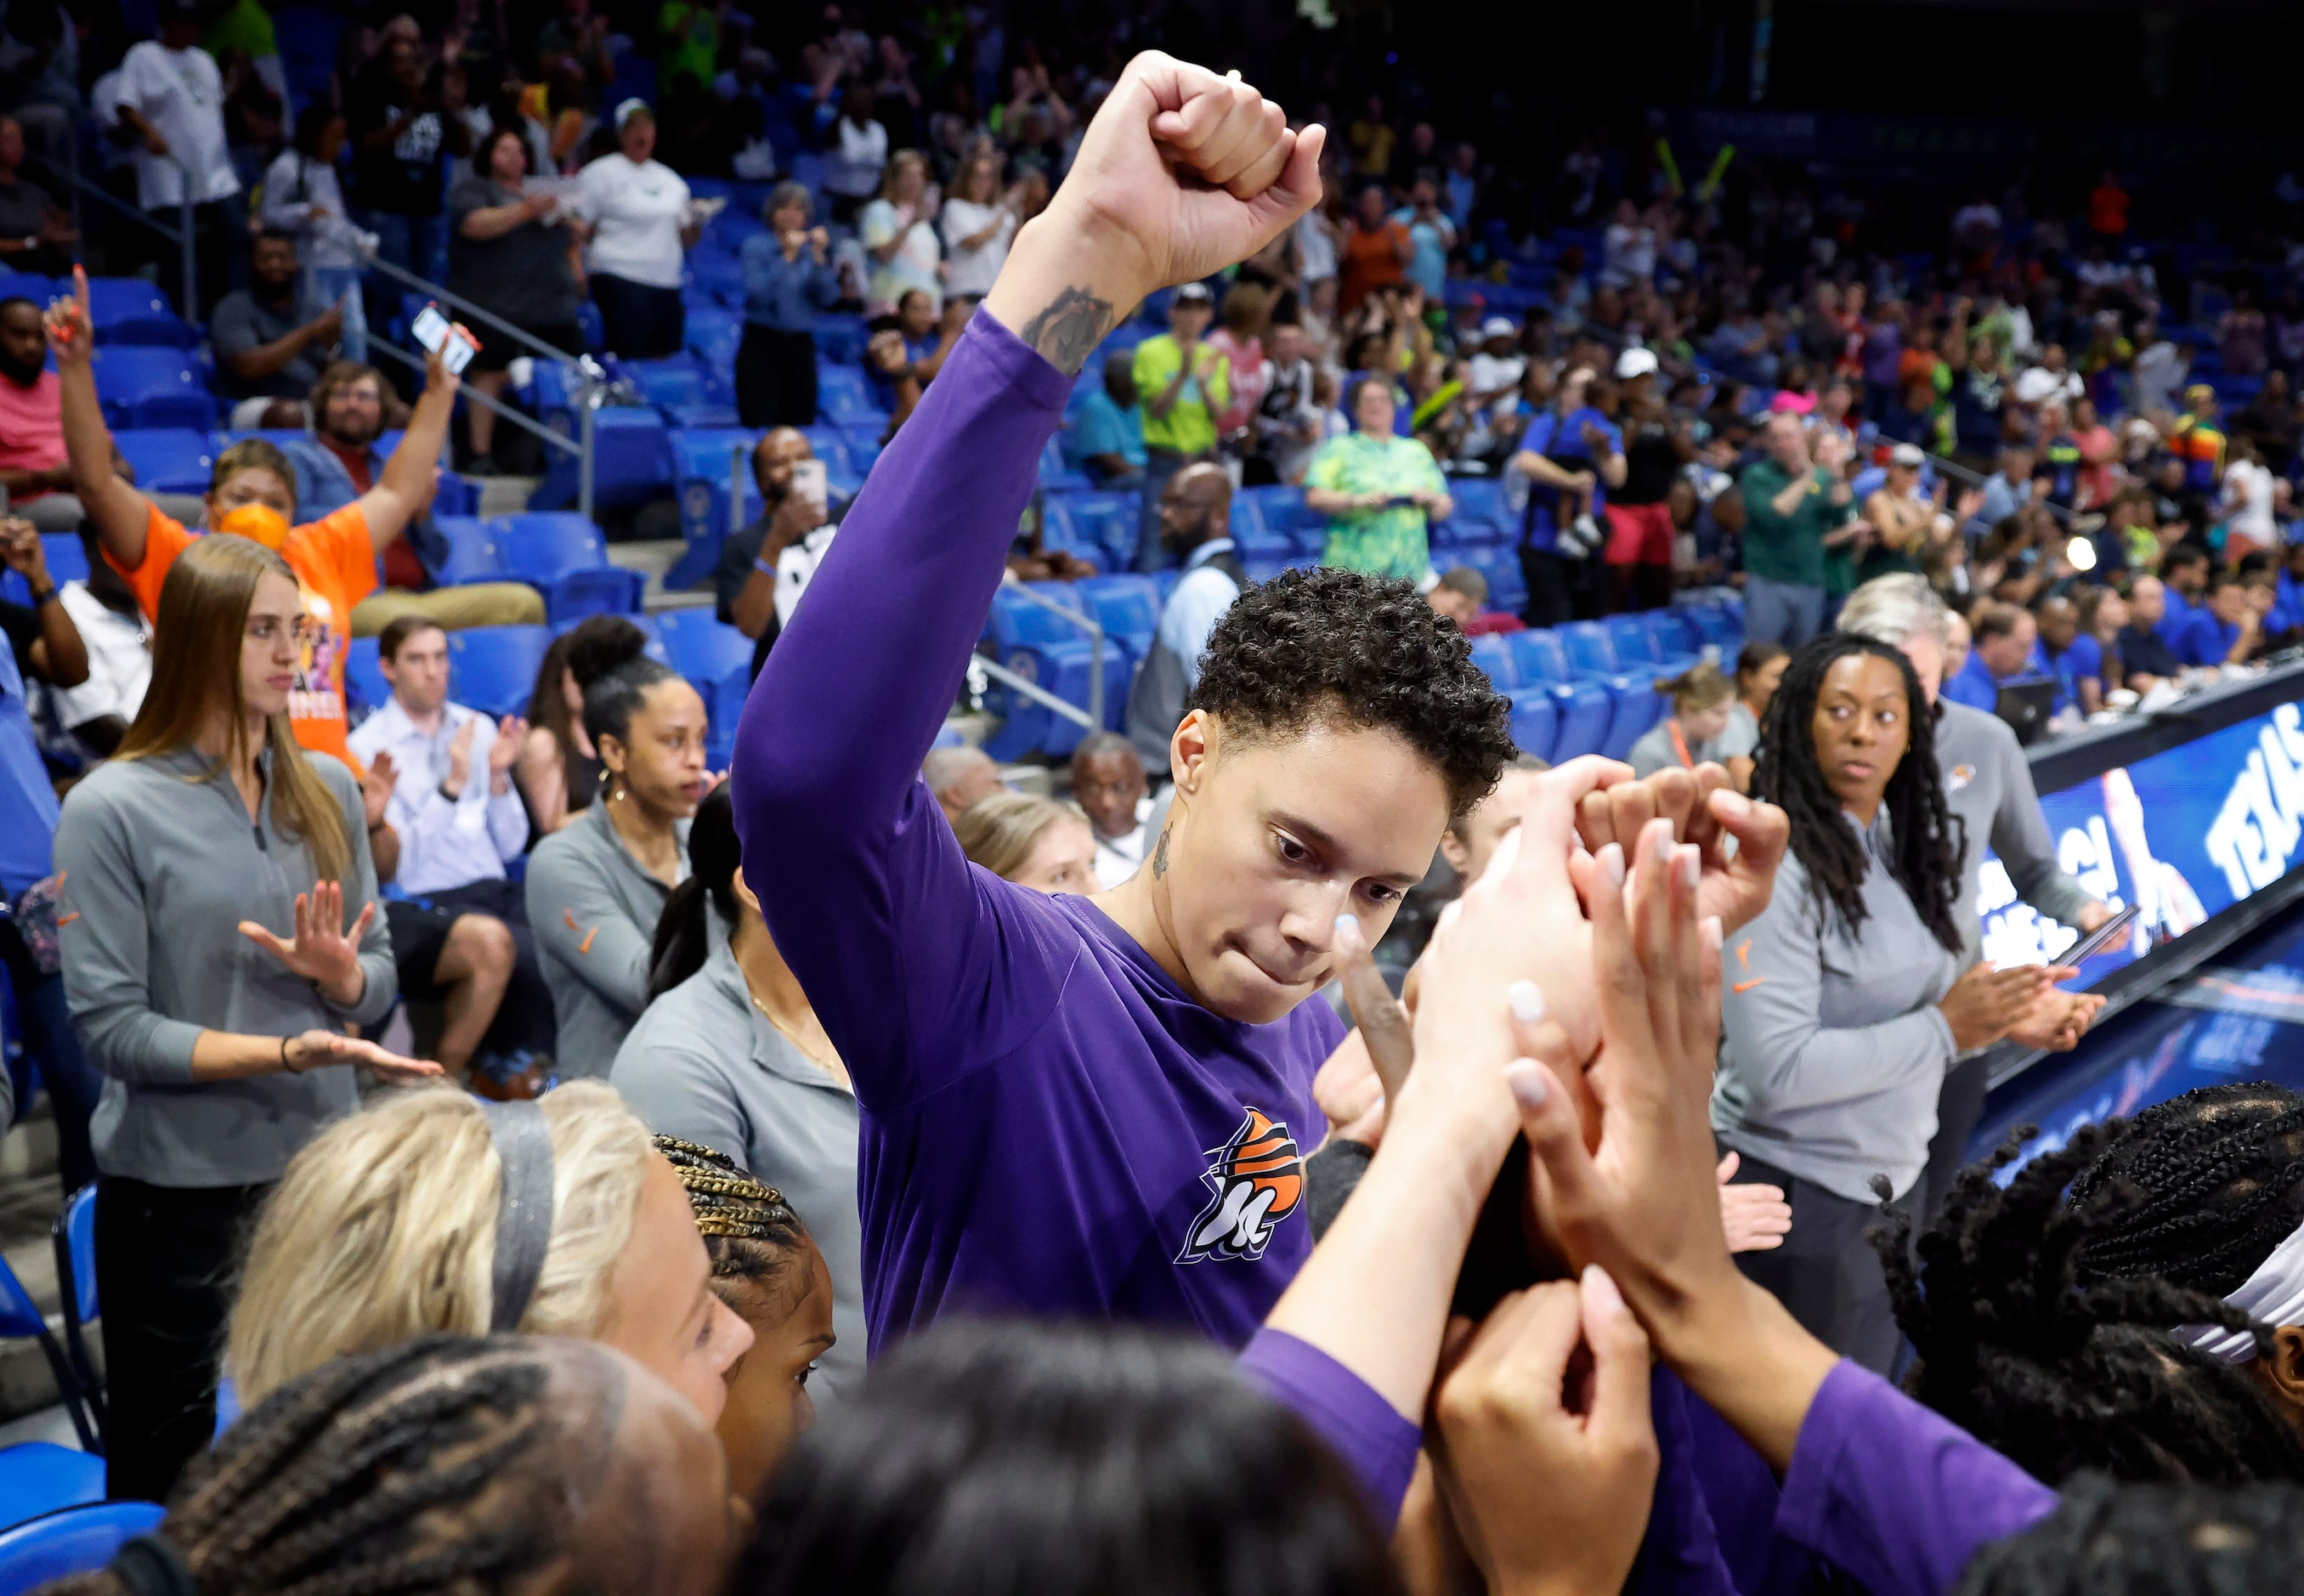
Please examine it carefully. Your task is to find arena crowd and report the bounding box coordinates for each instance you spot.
[0,5,2301,1596]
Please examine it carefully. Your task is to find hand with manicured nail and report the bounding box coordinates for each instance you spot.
[1309,911,1417,1148]
[1432,1268,1660,1596]
[1505,812,1840,1471]
[1574,761,1790,935]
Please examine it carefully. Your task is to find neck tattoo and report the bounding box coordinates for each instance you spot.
[1152,823,1171,880]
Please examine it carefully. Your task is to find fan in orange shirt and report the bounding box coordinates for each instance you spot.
[45,265,459,783]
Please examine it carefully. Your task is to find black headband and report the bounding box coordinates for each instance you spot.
[110,1536,196,1596]
[480,1099,556,1333]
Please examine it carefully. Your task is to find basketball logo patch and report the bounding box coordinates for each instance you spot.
[1176,1109,1305,1265]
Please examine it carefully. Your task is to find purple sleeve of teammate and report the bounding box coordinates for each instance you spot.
[1237,1327,1420,1528]
[1777,1361,2058,1596]
[1626,1367,1741,1596]
[733,310,1073,1112]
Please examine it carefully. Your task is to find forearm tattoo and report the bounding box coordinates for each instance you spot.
[1017,286,1116,375]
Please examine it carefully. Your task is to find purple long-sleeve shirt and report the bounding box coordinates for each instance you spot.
[738,310,1344,1357]
[1636,1359,2058,1596]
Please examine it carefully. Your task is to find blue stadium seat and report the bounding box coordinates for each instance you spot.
[0,1501,164,1594]
[1599,679,1664,761]
[0,273,55,304]
[814,314,869,365]
[1681,602,1739,649]
[656,608,755,765]
[1073,574,1161,663]
[656,607,753,684]
[1544,679,1615,760]
[1603,614,1660,667]
[682,248,744,308]
[110,429,214,495]
[684,306,744,370]
[431,515,512,587]
[1440,478,1509,546]
[1469,633,1520,690]
[981,584,1129,757]
[1557,620,1624,679]
[92,347,213,430]
[798,427,855,478]
[621,354,738,429]
[553,612,667,659]
[664,428,760,589]
[1038,434,1089,492]
[1506,630,1570,685]
[529,407,672,512]
[51,1186,101,1452]
[343,635,387,716]
[1458,546,1526,614]
[1506,688,1557,761]
[491,515,645,622]
[1645,611,1706,664]
[1044,491,1135,573]
[815,365,887,426]
[0,1254,104,1509]
[446,625,553,719]
[1238,485,1321,555]
[84,278,192,348]
[576,301,606,354]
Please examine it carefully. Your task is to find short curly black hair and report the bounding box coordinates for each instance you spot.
[1190,567,1514,817]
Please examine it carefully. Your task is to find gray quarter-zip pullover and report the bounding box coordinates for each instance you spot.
[610,935,864,1406]
[526,798,688,1078]
[54,744,397,1186]
[1713,809,1961,1203]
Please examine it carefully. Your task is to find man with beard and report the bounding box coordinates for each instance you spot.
[716,427,840,682]
[0,296,106,532]
[209,229,342,427]
[281,361,546,636]
[1124,461,1239,772]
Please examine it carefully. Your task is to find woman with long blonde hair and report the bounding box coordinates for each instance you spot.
[54,534,437,1503]
[228,1081,751,1422]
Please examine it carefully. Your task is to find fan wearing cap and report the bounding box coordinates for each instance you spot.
[570,99,701,361]
[1602,346,1683,613]
[44,265,459,778]
[1858,444,1950,583]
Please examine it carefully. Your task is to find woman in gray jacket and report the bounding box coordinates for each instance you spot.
[54,535,433,1502]
[1712,632,2047,1372]
[612,782,861,1412]
[526,658,708,1078]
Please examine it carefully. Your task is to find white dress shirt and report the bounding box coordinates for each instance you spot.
[347,698,530,895]
[1091,796,1154,890]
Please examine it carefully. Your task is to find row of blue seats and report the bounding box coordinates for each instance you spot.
[343,608,754,769]
[977,564,1742,763]
[0,273,189,348]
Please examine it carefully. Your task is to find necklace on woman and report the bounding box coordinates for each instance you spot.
[750,989,844,1079]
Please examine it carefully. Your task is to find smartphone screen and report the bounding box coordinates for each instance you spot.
[412,303,480,375]
[792,458,828,512]
[411,303,451,354]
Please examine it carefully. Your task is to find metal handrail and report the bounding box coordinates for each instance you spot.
[1924,450,2078,529]
[1001,576,1107,730]
[359,252,589,371]
[976,653,1098,733]
[28,150,195,312]
[365,336,599,523]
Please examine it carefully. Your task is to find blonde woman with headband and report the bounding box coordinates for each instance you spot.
[53,535,435,1503]
[229,1081,753,1423]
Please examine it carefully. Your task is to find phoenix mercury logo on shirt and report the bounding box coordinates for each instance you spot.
[1176,1109,1305,1265]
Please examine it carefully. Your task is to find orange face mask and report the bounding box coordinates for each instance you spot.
[214,503,291,550]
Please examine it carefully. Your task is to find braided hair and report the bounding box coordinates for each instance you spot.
[1953,1475,2304,1596]
[1873,1123,2304,1486]
[48,1335,637,1596]
[2065,1084,2304,1297]
[654,1135,813,1301]
[1751,633,1966,954]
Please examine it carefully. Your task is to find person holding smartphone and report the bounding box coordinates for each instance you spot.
[1302,372,1452,580]
[716,430,841,682]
